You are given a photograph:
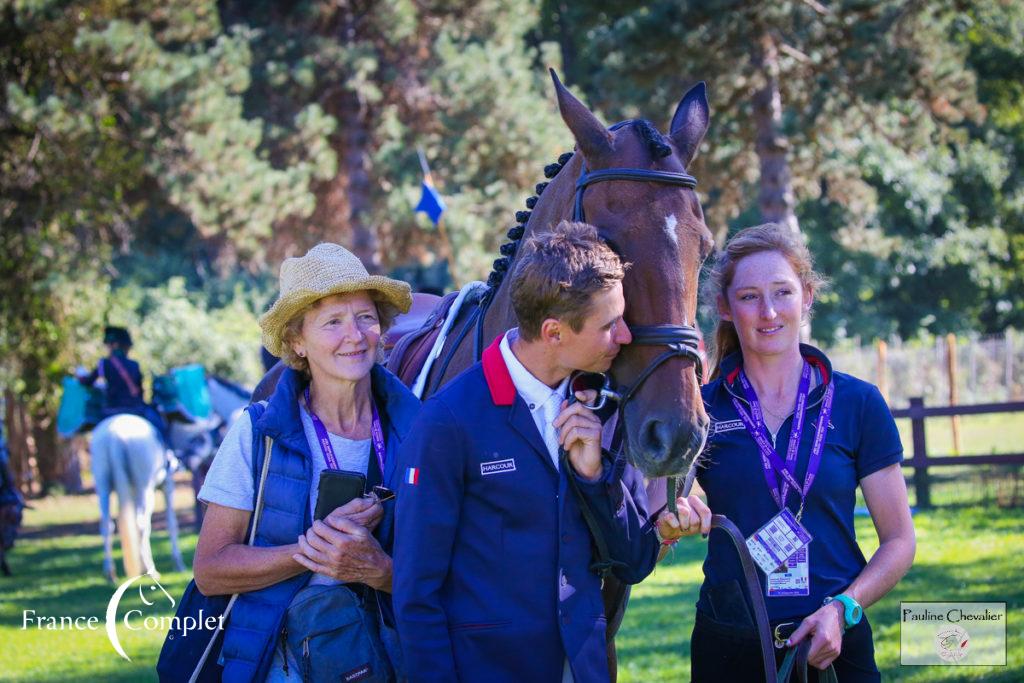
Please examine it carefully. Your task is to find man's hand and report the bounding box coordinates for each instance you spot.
[786,601,845,669]
[324,495,384,532]
[554,389,604,480]
[656,494,712,543]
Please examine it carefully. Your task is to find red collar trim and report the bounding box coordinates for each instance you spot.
[726,354,831,387]
[805,355,830,385]
[481,334,516,406]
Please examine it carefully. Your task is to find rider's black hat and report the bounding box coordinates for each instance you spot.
[103,326,133,348]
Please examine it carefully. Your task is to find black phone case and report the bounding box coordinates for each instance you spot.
[314,469,366,521]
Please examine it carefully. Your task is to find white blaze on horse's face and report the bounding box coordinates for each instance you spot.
[664,213,679,249]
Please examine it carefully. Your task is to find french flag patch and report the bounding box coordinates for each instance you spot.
[405,467,420,485]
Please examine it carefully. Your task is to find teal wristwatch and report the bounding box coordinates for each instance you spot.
[823,594,863,630]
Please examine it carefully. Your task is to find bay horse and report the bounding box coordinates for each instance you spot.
[406,72,715,677]
[252,70,714,678]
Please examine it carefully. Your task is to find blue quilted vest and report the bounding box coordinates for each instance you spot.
[220,364,420,683]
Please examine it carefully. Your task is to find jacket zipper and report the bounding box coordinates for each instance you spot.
[279,626,289,676]
[302,637,310,683]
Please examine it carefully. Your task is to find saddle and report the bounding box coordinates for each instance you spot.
[386,291,459,387]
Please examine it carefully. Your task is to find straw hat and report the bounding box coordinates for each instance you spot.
[259,243,412,357]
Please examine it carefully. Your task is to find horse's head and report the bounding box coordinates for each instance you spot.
[551,72,713,477]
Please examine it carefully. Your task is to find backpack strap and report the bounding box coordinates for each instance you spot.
[187,403,273,683]
[106,355,141,398]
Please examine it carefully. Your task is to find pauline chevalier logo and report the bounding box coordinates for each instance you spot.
[934,624,970,663]
[900,601,1005,666]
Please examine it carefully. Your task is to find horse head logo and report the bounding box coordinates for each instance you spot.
[105,572,176,661]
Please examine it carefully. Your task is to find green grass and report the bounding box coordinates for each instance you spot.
[0,490,196,683]
[617,506,1024,682]
[1,488,1022,681]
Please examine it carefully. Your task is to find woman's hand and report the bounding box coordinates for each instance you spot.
[786,601,844,669]
[657,494,712,543]
[324,495,384,532]
[293,516,392,591]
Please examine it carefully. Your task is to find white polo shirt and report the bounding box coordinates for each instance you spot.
[499,329,569,467]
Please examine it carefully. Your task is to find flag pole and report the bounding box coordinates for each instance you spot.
[417,146,433,186]
[417,146,457,285]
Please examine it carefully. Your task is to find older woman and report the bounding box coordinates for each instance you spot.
[193,243,419,682]
[661,224,915,682]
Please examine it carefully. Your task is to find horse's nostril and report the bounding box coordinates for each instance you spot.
[641,417,672,456]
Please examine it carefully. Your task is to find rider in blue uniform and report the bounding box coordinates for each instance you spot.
[78,326,170,445]
[394,222,660,683]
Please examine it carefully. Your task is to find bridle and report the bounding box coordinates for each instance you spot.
[433,124,706,411]
[572,147,705,414]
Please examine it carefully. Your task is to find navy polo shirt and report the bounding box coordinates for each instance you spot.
[696,344,903,623]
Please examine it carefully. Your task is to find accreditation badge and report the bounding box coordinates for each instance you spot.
[745,508,813,596]
[766,546,810,597]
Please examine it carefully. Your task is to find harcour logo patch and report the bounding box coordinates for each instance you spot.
[480,458,516,476]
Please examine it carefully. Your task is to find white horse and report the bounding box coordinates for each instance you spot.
[91,413,184,581]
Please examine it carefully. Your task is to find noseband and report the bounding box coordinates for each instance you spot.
[572,155,704,410]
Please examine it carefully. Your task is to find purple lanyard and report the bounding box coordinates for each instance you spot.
[730,360,835,513]
[304,387,387,475]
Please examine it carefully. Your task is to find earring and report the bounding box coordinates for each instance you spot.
[298,351,306,358]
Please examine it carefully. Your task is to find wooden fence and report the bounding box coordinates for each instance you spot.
[894,397,1024,507]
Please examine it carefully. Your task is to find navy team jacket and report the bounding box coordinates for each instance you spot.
[79,352,147,413]
[394,336,659,683]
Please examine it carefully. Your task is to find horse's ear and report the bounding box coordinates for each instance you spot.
[550,68,611,161]
[670,81,710,168]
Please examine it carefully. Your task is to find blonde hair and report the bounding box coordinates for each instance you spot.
[279,291,398,375]
[702,223,828,380]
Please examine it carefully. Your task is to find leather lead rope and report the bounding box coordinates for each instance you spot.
[559,445,629,579]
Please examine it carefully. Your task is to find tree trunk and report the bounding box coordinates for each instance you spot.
[60,438,85,494]
[4,392,33,497]
[751,32,800,236]
[32,412,61,495]
[339,88,380,273]
[312,4,381,273]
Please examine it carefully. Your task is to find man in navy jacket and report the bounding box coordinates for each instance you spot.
[394,222,660,682]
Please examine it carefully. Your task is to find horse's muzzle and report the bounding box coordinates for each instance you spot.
[628,409,709,478]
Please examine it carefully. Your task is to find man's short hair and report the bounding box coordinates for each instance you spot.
[509,221,626,341]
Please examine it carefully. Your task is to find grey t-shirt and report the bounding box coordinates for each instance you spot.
[197,403,372,682]
[199,404,371,522]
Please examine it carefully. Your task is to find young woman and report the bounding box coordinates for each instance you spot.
[661,223,915,682]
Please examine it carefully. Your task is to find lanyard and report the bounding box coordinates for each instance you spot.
[730,361,835,517]
[304,387,386,475]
